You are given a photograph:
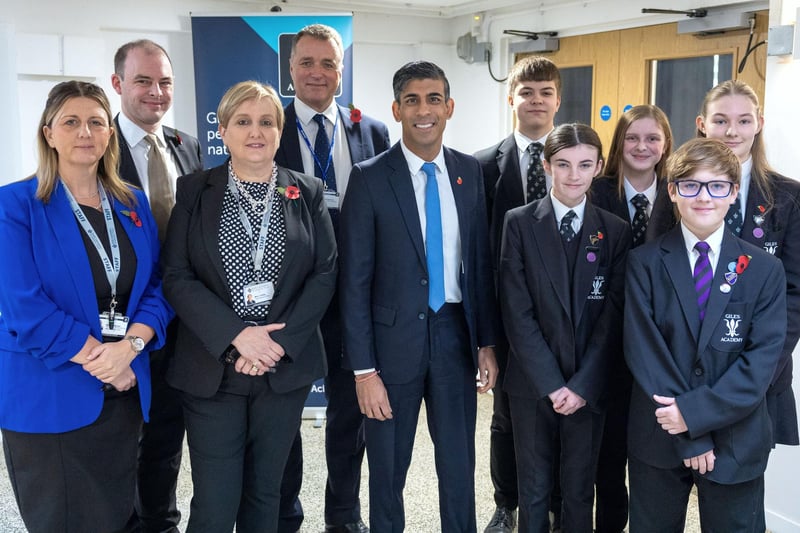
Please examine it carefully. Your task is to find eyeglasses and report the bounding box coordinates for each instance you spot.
[673,180,734,198]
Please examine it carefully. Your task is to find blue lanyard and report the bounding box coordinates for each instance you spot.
[296,114,338,188]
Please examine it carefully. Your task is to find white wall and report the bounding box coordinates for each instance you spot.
[764,4,800,532]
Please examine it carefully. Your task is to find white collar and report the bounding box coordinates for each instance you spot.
[294,98,339,127]
[550,190,586,223]
[117,112,165,149]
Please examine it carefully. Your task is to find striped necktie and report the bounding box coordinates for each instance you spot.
[693,241,712,322]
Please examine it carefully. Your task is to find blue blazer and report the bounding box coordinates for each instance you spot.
[339,143,496,383]
[275,102,390,176]
[624,227,786,483]
[0,178,172,433]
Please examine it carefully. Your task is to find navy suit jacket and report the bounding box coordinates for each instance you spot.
[161,164,337,397]
[339,143,496,384]
[738,174,800,444]
[0,179,172,433]
[589,175,677,244]
[275,102,390,180]
[625,227,786,483]
[114,114,204,187]
[499,197,630,408]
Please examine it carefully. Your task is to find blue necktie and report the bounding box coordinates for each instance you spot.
[423,162,445,312]
[313,114,336,191]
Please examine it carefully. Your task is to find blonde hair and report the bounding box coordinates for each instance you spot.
[217,81,284,131]
[34,81,134,206]
[665,138,741,185]
[697,80,773,207]
[605,105,673,198]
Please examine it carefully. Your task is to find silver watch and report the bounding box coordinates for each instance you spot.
[126,335,145,354]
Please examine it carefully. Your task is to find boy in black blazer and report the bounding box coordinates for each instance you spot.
[499,124,630,532]
[624,138,787,532]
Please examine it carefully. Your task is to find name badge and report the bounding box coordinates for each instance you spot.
[100,312,129,338]
[243,281,275,307]
[324,190,340,210]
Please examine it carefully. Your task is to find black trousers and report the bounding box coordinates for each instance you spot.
[183,368,308,533]
[594,378,631,533]
[3,389,141,533]
[488,345,519,511]
[628,455,765,533]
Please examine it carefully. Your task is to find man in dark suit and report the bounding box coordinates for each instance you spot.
[339,61,497,532]
[499,124,630,533]
[473,56,561,533]
[625,138,786,532]
[111,39,203,533]
[273,23,390,533]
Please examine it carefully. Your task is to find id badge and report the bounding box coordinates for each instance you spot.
[100,312,129,338]
[243,281,275,307]
[324,190,340,210]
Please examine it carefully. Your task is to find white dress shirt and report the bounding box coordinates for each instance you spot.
[514,130,552,203]
[623,173,658,222]
[117,112,179,198]
[551,190,587,235]
[681,222,725,277]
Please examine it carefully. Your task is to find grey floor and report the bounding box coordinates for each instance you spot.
[0,392,704,532]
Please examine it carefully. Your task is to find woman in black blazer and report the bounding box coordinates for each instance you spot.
[697,80,800,449]
[588,104,677,533]
[161,81,337,532]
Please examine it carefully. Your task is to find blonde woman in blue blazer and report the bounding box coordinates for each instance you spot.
[0,81,172,533]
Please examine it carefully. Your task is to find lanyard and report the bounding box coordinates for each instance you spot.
[63,180,121,320]
[226,174,278,281]
[296,113,338,188]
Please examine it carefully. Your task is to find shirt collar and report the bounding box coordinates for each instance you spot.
[741,156,753,190]
[400,140,445,176]
[550,190,586,224]
[681,221,725,258]
[118,112,165,149]
[623,173,658,205]
[294,97,339,127]
[514,130,550,154]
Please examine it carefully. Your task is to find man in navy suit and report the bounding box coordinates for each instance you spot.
[339,61,497,532]
[273,23,390,533]
[625,138,786,532]
[473,56,562,533]
[111,39,203,533]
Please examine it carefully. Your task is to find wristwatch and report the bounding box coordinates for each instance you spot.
[125,335,146,355]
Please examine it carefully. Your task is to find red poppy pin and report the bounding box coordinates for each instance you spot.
[757,205,766,214]
[173,128,183,146]
[736,254,751,274]
[348,103,362,124]
[589,231,604,246]
[278,185,301,200]
[121,210,143,227]
[457,177,463,185]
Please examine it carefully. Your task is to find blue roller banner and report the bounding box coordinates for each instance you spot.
[191,14,353,410]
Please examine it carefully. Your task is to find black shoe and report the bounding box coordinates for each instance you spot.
[325,519,369,533]
[484,506,517,533]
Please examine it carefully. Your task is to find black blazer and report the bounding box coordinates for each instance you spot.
[339,143,496,384]
[275,102,390,176]
[161,164,337,397]
[499,197,631,408]
[625,227,786,483]
[115,115,204,187]
[474,134,524,265]
[589,175,677,244]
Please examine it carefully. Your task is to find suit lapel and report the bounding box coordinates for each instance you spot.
[386,145,427,269]
[272,168,301,290]
[647,179,676,241]
[532,198,571,317]
[496,136,525,208]
[163,126,192,176]
[572,204,601,327]
[278,103,306,173]
[661,228,701,343]
[740,183,766,244]
[201,166,230,289]
[697,234,738,352]
[114,116,143,188]
[339,104,364,164]
[112,195,151,308]
[444,148,469,263]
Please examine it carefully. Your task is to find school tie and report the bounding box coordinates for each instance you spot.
[630,193,650,247]
[423,162,445,312]
[143,134,174,242]
[693,241,712,322]
[313,113,337,192]
[559,210,577,243]
[725,194,743,236]
[526,142,547,203]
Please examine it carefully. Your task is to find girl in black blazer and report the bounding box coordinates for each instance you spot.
[589,104,677,533]
[697,80,800,448]
[161,81,336,533]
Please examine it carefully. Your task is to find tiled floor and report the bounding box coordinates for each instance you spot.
[0,392,706,532]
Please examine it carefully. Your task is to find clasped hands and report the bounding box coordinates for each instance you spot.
[231,323,286,376]
[83,339,139,392]
[653,394,715,474]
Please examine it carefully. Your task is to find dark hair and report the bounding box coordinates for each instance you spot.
[507,56,562,96]
[665,138,741,185]
[544,123,604,163]
[605,105,673,198]
[392,61,450,102]
[114,39,171,78]
[33,81,134,206]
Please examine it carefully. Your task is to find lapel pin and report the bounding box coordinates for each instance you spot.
[720,283,731,294]
[753,206,766,238]
[456,177,463,185]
